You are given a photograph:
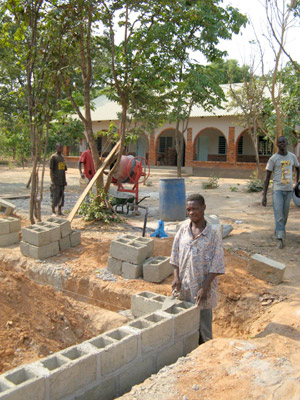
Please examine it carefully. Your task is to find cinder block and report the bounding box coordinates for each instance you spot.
[0,231,20,247]
[28,241,59,260]
[46,217,72,238]
[1,365,46,400]
[248,254,286,284]
[39,344,98,400]
[134,237,154,258]
[5,217,21,233]
[0,219,10,235]
[119,356,155,396]
[74,376,116,400]
[0,199,16,215]
[59,235,71,251]
[107,256,122,275]
[156,340,184,372]
[122,261,143,279]
[36,222,60,242]
[70,230,81,247]
[143,256,173,283]
[100,327,138,375]
[20,241,29,257]
[183,331,199,355]
[131,292,164,318]
[163,301,200,338]
[110,237,149,264]
[21,225,51,246]
[0,378,14,395]
[129,311,173,354]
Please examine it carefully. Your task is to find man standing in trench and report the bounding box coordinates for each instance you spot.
[262,136,299,249]
[50,142,67,216]
[171,193,225,344]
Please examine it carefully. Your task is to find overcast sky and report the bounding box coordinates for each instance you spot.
[220,0,300,71]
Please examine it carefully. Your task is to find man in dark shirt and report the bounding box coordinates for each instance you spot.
[50,143,67,216]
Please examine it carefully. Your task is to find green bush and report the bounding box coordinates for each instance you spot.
[202,175,219,189]
[79,190,122,224]
[247,172,264,192]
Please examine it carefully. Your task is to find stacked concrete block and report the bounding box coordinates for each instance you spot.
[108,234,154,279]
[248,253,286,284]
[0,198,16,216]
[143,256,173,283]
[0,217,21,247]
[0,291,199,400]
[21,218,81,260]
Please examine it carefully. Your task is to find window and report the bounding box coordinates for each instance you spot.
[258,136,273,155]
[159,136,173,153]
[238,136,243,155]
[218,136,227,155]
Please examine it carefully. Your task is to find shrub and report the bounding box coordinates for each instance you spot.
[247,172,264,192]
[79,190,122,224]
[202,175,219,189]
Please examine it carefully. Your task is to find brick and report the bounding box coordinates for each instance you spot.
[0,219,10,235]
[21,225,51,246]
[119,356,155,396]
[143,256,173,283]
[28,241,59,260]
[129,311,173,354]
[7,217,21,233]
[74,376,116,400]
[183,331,199,355]
[70,230,81,247]
[0,232,20,247]
[0,198,16,216]
[100,327,138,375]
[156,340,184,372]
[46,217,72,237]
[131,292,164,318]
[110,237,149,264]
[20,241,29,257]
[122,261,143,279]
[59,235,71,251]
[134,237,154,258]
[163,301,200,338]
[1,365,46,400]
[248,254,286,284]
[107,256,122,275]
[36,222,60,242]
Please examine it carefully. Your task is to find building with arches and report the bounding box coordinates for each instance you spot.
[68,86,300,177]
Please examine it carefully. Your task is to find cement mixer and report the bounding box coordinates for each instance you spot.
[111,155,150,206]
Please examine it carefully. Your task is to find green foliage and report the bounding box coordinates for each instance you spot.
[247,172,264,192]
[79,191,122,224]
[202,175,219,189]
[230,186,238,192]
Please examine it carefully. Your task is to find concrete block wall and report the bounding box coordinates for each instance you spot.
[0,217,21,247]
[0,292,199,400]
[21,218,80,260]
[108,235,155,280]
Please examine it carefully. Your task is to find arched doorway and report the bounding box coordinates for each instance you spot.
[236,131,273,163]
[194,128,227,162]
[156,129,185,166]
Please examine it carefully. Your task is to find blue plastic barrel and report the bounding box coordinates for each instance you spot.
[159,178,186,221]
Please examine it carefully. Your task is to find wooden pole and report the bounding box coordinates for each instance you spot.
[67,141,121,222]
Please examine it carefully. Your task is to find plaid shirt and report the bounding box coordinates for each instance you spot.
[170,222,225,310]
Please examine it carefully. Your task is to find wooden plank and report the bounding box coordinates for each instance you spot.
[67,141,121,223]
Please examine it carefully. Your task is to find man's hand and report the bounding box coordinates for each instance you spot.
[81,173,85,179]
[171,277,181,292]
[196,287,208,306]
[262,195,267,207]
[51,182,56,190]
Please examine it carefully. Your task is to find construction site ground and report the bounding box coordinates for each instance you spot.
[0,165,299,399]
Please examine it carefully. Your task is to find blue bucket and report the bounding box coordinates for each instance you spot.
[159,178,186,221]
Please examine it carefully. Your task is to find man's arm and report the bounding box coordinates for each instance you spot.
[195,273,218,306]
[262,170,272,207]
[171,265,181,293]
[50,156,56,188]
[78,161,85,178]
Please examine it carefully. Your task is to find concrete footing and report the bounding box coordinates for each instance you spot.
[0,292,200,400]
